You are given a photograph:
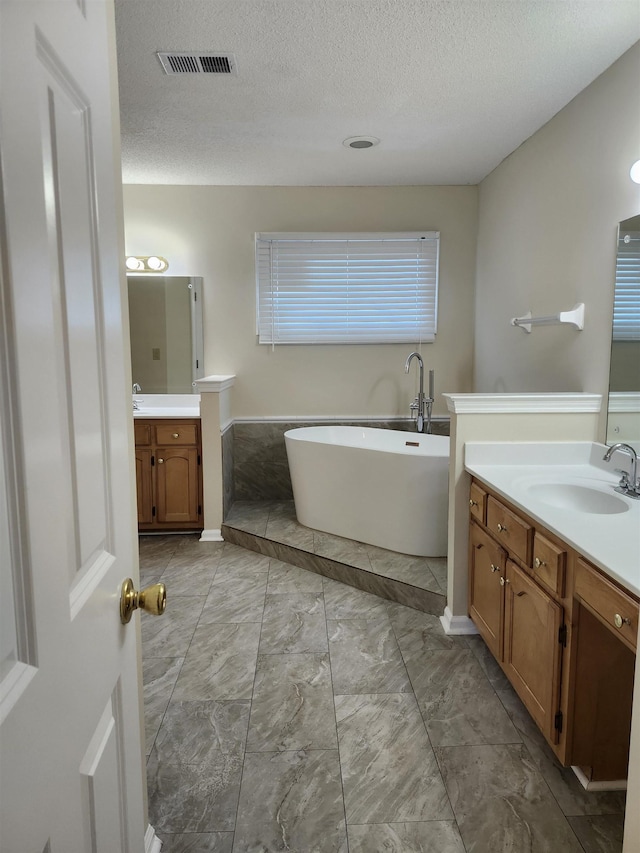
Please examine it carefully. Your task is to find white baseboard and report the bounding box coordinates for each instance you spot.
[200,528,224,542]
[440,606,478,635]
[571,765,627,792]
[145,824,162,853]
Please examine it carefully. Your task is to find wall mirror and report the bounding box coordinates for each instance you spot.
[606,215,640,449]
[127,275,204,394]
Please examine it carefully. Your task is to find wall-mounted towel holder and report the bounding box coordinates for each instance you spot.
[511,303,585,333]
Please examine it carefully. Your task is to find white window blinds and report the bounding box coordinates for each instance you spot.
[613,230,640,341]
[256,232,439,344]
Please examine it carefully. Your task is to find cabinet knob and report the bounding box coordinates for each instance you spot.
[533,557,547,569]
[499,577,510,586]
[497,523,507,533]
[158,458,164,464]
[172,432,179,439]
[469,499,478,507]
[614,613,631,629]
[490,563,500,573]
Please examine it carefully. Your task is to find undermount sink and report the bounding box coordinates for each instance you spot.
[526,482,630,515]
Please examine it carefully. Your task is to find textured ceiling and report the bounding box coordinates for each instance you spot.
[114,1,640,186]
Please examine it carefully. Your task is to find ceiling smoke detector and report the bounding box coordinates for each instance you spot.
[157,52,237,75]
[343,136,380,149]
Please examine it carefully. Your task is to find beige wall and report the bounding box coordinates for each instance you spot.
[122,185,478,419]
[474,43,640,439]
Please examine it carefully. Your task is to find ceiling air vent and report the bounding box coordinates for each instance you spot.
[157,52,237,75]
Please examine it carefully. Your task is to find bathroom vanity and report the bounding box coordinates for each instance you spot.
[465,442,639,787]
[133,396,202,532]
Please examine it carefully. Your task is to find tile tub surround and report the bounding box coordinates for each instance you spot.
[140,534,626,853]
[222,499,447,616]
[230,418,450,501]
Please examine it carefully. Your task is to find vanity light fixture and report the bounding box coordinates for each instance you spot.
[125,255,169,273]
[630,159,640,184]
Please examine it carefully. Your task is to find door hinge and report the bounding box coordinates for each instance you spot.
[198,504,202,515]
[198,454,201,465]
[152,506,156,517]
[554,711,563,733]
[151,455,155,466]
[196,359,199,368]
[558,624,567,647]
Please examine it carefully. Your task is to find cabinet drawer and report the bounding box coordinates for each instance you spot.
[155,424,198,445]
[486,496,533,566]
[532,532,566,598]
[469,481,486,524]
[134,423,151,446]
[574,558,639,652]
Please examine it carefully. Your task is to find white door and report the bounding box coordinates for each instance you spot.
[0,2,149,851]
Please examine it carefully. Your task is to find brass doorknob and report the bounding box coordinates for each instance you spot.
[120,578,167,624]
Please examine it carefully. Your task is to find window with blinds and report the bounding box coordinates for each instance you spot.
[613,230,640,341]
[255,232,439,344]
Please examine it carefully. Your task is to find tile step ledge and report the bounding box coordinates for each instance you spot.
[221,523,446,616]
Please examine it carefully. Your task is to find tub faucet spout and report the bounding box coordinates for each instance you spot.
[404,351,433,434]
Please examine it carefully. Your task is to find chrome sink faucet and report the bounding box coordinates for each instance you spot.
[132,382,142,411]
[404,351,433,434]
[603,443,640,498]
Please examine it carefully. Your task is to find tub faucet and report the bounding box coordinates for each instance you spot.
[603,443,640,498]
[404,351,433,434]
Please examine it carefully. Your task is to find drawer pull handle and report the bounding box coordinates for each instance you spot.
[469,499,478,507]
[172,433,179,439]
[614,613,631,629]
[497,523,507,533]
[158,458,164,464]
[490,564,500,573]
[534,557,547,569]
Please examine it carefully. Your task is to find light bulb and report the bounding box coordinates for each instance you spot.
[126,256,142,270]
[630,160,640,184]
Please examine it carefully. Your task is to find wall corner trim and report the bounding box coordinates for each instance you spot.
[440,607,479,636]
[443,393,602,415]
[200,529,224,542]
[196,374,236,393]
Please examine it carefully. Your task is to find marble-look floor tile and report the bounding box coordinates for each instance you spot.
[157,833,234,853]
[347,821,466,853]
[328,617,412,695]
[335,693,453,824]
[322,577,389,620]
[497,685,626,817]
[142,656,184,755]
[246,654,337,752]
[365,545,442,593]
[436,742,584,852]
[466,633,512,691]
[173,622,262,701]
[224,501,270,536]
[159,555,220,597]
[404,647,520,746]
[426,557,448,594]
[266,558,324,594]
[567,815,625,853]
[216,542,270,575]
[313,530,372,570]
[386,601,467,653]
[147,753,243,834]
[259,592,328,654]
[152,700,250,764]
[199,572,267,623]
[141,595,206,658]
[232,749,347,853]
[265,510,315,550]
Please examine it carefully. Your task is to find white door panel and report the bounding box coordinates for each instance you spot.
[0,2,148,851]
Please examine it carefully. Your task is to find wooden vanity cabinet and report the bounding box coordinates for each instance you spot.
[468,477,638,782]
[134,418,203,531]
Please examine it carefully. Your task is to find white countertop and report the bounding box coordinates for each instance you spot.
[132,394,200,419]
[464,441,640,598]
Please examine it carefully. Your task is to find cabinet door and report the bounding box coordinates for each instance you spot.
[469,523,507,661]
[503,560,563,743]
[156,447,200,524]
[135,449,154,525]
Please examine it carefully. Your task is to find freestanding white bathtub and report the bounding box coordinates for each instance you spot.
[284,426,449,557]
